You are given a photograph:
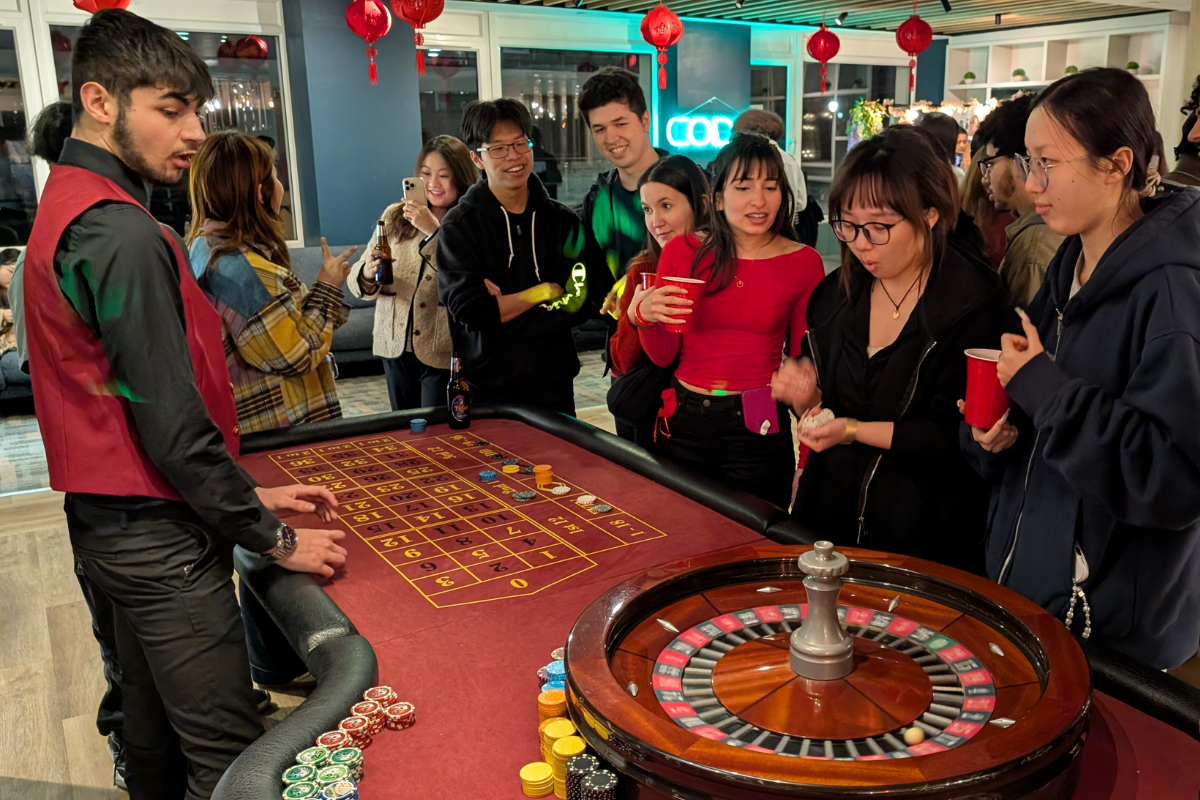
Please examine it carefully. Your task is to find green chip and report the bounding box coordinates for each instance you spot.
[329,747,363,767]
[315,764,350,785]
[282,764,316,784]
[282,781,321,799]
[295,746,330,767]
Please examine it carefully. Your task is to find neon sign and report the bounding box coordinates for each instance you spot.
[666,115,734,149]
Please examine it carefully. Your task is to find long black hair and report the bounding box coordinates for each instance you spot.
[694,134,795,295]
[636,155,710,262]
[1032,68,1157,198]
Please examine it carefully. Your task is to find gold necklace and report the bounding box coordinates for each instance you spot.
[876,273,922,319]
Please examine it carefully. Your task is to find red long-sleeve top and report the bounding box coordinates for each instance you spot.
[638,234,825,392]
[610,253,654,377]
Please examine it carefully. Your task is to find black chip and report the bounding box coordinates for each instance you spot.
[490,453,506,459]
[473,440,489,446]
[521,466,534,474]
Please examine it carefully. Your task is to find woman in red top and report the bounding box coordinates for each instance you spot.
[632,135,825,507]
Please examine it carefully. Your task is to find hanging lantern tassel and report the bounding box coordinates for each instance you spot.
[346,0,393,85]
[895,0,933,93]
[415,32,425,76]
[640,4,683,91]
[806,18,840,97]
[394,0,445,77]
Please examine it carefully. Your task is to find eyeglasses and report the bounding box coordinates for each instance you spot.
[477,139,534,159]
[830,219,899,246]
[978,155,1001,179]
[1015,154,1090,190]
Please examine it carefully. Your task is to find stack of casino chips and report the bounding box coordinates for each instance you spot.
[294,747,331,771]
[580,770,618,800]
[550,735,587,798]
[329,747,364,782]
[540,718,576,763]
[363,685,398,708]
[565,754,600,800]
[337,715,372,749]
[540,659,566,692]
[384,700,416,730]
[538,688,567,722]
[319,778,359,800]
[350,700,386,736]
[519,761,554,798]
[314,730,353,752]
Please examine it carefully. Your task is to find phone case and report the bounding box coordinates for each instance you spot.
[741,387,780,435]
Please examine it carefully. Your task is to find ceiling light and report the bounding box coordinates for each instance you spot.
[940,0,951,11]
[995,13,1002,24]
[734,0,745,8]
[835,11,848,24]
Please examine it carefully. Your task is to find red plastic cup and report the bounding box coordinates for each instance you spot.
[963,348,1009,429]
[640,272,658,292]
[659,276,705,334]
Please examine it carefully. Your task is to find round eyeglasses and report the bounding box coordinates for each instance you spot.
[1015,154,1089,190]
[477,139,534,159]
[830,219,899,246]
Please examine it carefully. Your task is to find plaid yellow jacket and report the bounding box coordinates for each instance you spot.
[191,237,347,434]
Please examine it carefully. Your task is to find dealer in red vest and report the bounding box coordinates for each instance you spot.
[23,10,348,800]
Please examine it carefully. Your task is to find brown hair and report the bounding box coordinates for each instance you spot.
[829,125,958,295]
[695,134,795,295]
[383,135,478,243]
[635,154,711,264]
[186,129,290,272]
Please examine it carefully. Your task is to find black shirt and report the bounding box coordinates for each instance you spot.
[53,139,277,553]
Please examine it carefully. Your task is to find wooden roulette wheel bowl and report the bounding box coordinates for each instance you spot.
[564,544,1091,799]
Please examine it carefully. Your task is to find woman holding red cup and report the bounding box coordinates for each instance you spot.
[634,135,825,508]
[772,126,1012,573]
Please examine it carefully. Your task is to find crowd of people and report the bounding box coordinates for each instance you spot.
[7,7,1200,799]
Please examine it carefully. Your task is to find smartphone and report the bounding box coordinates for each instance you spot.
[403,177,427,207]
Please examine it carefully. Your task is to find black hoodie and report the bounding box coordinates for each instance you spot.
[437,174,610,394]
[961,187,1200,669]
[793,245,1014,574]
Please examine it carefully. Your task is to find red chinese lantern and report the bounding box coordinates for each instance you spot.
[640,4,683,91]
[805,18,840,96]
[235,35,268,62]
[393,0,445,77]
[346,0,392,86]
[895,0,933,92]
[73,0,132,12]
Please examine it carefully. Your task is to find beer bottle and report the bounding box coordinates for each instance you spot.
[447,352,470,429]
[374,220,394,285]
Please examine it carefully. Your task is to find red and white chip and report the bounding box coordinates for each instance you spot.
[385,701,416,730]
[315,730,352,750]
[363,686,397,707]
[351,700,383,721]
[338,715,370,735]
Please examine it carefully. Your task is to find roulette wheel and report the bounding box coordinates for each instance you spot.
[566,541,1091,799]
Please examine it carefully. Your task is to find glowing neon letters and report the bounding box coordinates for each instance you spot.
[666,115,734,149]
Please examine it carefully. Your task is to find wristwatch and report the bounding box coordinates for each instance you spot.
[262,523,298,562]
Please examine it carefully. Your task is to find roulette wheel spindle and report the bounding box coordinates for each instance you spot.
[788,541,854,680]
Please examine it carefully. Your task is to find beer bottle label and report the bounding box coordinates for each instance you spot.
[451,395,469,422]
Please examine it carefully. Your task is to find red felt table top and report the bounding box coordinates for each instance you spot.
[241,419,1200,799]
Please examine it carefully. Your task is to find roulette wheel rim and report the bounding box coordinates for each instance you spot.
[565,545,1091,799]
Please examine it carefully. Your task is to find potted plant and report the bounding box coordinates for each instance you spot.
[1012,68,1027,82]
[963,71,976,85]
[1065,65,1079,75]
[1126,61,1139,74]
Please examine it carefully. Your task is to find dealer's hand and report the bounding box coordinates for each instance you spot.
[998,309,1043,387]
[797,410,848,454]
[256,485,339,523]
[958,402,1019,453]
[637,285,691,326]
[279,528,347,578]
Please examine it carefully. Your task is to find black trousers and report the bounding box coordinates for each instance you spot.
[74,566,125,739]
[65,495,264,800]
[380,351,450,410]
[657,382,795,509]
[240,587,307,685]
[473,382,576,417]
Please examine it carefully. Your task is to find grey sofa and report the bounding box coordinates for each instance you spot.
[288,244,377,365]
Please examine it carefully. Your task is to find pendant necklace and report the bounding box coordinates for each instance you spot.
[877,273,922,319]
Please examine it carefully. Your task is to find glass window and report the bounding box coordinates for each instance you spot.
[51,27,296,239]
[0,30,36,246]
[419,49,479,142]
[800,96,833,163]
[500,49,650,208]
[749,65,788,139]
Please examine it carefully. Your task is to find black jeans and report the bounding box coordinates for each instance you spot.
[240,587,307,685]
[74,566,125,739]
[380,351,450,410]
[658,382,795,509]
[473,382,576,417]
[65,495,264,800]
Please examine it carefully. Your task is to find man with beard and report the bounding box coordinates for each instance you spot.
[22,10,346,799]
[976,94,1064,305]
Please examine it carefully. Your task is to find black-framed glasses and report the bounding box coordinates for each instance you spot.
[830,219,899,245]
[978,155,1001,179]
[477,139,534,159]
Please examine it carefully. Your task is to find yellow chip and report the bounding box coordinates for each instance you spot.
[502,464,521,474]
[542,718,576,743]
[552,735,586,760]
[520,762,553,783]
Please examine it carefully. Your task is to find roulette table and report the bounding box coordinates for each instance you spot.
[214,406,1200,800]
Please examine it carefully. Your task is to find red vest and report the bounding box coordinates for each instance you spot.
[24,164,239,499]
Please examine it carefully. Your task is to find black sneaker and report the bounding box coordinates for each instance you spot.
[107,733,127,791]
[254,689,275,714]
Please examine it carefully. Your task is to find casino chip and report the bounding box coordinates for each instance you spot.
[409,418,427,434]
[575,495,596,507]
[491,453,507,459]
[502,464,521,474]
[479,470,498,482]
[512,490,537,502]
[385,701,416,730]
[282,764,317,785]
[314,730,352,751]
[540,681,565,692]
[519,761,554,798]
[549,484,571,495]
[566,754,600,800]
[315,764,350,786]
[295,746,331,769]
[546,660,566,683]
[319,778,359,800]
[362,686,397,708]
[581,769,618,800]
[329,747,364,782]
[521,466,535,474]
[474,440,489,446]
[282,781,322,799]
[503,459,519,465]
[550,647,566,661]
[590,504,613,514]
